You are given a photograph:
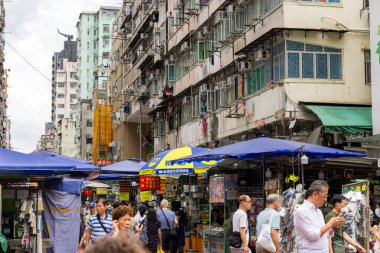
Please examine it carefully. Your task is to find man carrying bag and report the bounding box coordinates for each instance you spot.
[256,194,282,253]
[229,195,252,253]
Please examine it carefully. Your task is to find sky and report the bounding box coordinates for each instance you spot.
[5,0,120,153]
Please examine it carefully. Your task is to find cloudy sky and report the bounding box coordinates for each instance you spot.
[5,0,120,153]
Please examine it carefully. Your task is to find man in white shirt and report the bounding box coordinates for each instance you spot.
[231,195,252,253]
[294,180,344,253]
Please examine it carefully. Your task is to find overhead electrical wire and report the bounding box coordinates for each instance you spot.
[4,39,52,83]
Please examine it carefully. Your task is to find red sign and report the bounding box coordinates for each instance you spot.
[157,179,166,195]
[97,159,111,165]
[119,181,131,192]
[140,176,160,191]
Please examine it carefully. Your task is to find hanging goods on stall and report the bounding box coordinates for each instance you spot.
[256,213,276,252]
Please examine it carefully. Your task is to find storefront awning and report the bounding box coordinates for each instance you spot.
[305,105,372,133]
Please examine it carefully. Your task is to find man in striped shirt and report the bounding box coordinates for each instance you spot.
[86,198,113,245]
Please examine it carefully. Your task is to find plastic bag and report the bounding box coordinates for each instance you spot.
[157,245,164,253]
[256,213,276,253]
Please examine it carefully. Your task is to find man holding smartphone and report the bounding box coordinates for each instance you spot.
[325,196,366,253]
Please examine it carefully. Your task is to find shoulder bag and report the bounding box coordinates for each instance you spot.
[161,209,178,238]
[96,214,110,235]
[256,212,276,252]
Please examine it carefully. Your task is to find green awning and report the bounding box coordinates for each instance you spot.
[305,105,372,133]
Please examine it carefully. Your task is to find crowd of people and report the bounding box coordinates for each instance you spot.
[230,180,371,253]
[78,198,187,253]
[80,180,379,253]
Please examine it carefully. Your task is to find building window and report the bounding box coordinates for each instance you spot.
[167,64,175,82]
[86,120,93,127]
[58,93,65,98]
[58,114,64,119]
[87,42,90,49]
[70,104,77,110]
[70,72,76,78]
[286,40,342,80]
[364,50,371,84]
[103,24,110,33]
[273,42,285,81]
[70,82,77,89]
[197,40,212,62]
[70,94,77,99]
[58,82,65,88]
[58,104,65,108]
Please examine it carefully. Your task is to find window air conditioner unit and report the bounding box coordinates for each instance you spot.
[180,42,189,52]
[202,26,211,35]
[214,11,227,25]
[199,83,208,93]
[148,72,155,80]
[140,33,148,39]
[226,5,234,13]
[255,49,271,61]
[197,31,203,39]
[238,61,252,72]
[226,76,234,86]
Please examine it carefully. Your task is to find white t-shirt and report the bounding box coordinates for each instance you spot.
[232,209,249,248]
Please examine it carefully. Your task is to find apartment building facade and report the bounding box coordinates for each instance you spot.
[0,0,10,149]
[110,0,371,157]
[36,122,55,152]
[76,7,119,162]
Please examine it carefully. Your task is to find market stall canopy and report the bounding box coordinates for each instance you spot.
[305,105,372,133]
[83,182,110,188]
[170,137,365,164]
[140,147,217,176]
[29,151,99,171]
[90,174,128,180]
[100,159,146,174]
[29,151,92,164]
[0,148,75,175]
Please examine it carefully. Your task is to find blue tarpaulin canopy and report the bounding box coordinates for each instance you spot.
[170,137,365,164]
[100,159,146,174]
[0,148,75,175]
[91,174,128,180]
[29,151,99,171]
[30,151,92,164]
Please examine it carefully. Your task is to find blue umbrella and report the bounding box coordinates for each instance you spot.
[0,148,75,175]
[101,159,146,174]
[29,151,99,172]
[170,137,365,164]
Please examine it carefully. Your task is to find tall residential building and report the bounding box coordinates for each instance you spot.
[36,122,55,152]
[76,6,119,162]
[110,0,371,159]
[37,38,78,156]
[0,0,10,149]
[370,0,379,134]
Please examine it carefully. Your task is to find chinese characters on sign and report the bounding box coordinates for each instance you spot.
[210,176,225,203]
[139,176,160,190]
